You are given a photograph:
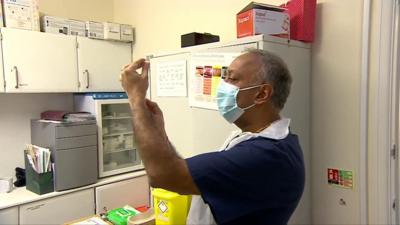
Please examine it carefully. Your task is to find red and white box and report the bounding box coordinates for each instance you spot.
[281,0,317,42]
[237,2,290,39]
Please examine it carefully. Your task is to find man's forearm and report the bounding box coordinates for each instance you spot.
[129,100,182,186]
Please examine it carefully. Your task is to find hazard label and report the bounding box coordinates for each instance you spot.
[158,201,168,213]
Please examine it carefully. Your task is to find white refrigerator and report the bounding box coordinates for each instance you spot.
[74,93,143,178]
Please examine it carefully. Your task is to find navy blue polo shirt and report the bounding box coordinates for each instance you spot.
[186,133,305,225]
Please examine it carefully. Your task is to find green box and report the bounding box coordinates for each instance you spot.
[107,207,139,225]
[24,153,54,195]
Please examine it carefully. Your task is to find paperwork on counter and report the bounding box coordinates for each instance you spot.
[26,144,52,174]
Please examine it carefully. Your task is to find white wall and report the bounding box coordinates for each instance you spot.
[0,94,73,178]
[311,0,362,224]
[112,0,286,60]
[37,0,114,21]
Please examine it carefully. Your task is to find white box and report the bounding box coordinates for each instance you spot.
[41,16,69,35]
[3,0,40,31]
[103,22,121,41]
[86,21,104,39]
[120,24,133,42]
[68,19,86,37]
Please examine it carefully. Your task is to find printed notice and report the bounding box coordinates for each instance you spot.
[189,53,240,110]
[156,60,187,97]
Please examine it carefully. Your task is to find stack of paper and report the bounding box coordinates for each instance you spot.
[26,144,52,173]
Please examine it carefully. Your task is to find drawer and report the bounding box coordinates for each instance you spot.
[55,124,97,138]
[55,135,97,150]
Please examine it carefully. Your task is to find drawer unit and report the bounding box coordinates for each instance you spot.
[31,120,98,191]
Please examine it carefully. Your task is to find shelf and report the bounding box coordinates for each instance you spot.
[104,148,136,154]
[103,131,133,137]
[104,162,142,172]
[102,116,132,120]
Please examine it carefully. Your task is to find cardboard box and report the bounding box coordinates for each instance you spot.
[68,19,86,37]
[120,24,134,42]
[104,22,121,41]
[41,16,69,35]
[86,21,104,39]
[281,0,316,42]
[3,0,40,31]
[236,2,289,39]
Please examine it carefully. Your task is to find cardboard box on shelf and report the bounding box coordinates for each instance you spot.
[86,21,104,39]
[281,0,316,42]
[41,16,69,35]
[68,19,86,37]
[3,0,40,31]
[120,24,134,42]
[236,2,289,39]
[104,22,121,41]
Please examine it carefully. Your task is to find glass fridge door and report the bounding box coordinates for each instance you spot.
[98,101,142,177]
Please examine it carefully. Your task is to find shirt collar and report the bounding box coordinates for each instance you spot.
[222,118,291,151]
[257,118,291,140]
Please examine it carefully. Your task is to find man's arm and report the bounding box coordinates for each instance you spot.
[120,59,200,195]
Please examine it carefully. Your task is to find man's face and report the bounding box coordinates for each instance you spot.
[225,53,263,108]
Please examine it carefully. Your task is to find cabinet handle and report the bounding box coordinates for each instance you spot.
[85,69,90,89]
[13,66,19,89]
[27,203,45,211]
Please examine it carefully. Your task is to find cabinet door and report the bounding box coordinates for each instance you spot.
[0,207,18,225]
[1,28,78,93]
[95,176,149,214]
[77,37,132,92]
[19,189,95,225]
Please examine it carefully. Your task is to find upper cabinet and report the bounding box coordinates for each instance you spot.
[77,37,132,92]
[1,28,79,93]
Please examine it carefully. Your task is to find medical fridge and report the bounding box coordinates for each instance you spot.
[74,93,143,178]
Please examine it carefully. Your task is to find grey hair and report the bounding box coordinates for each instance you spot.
[245,48,292,110]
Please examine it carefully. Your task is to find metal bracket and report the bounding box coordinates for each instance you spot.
[391,144,397,159]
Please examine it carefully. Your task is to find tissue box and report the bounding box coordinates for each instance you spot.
[68,19,86,37]
[104,22,121,41]
[41,16,69,35]
[86,21,104,39]
[237,2,289,39]
[3,0,40,31]
[120,24,134,42]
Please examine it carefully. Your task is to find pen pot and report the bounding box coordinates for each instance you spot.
[24,152,54,195]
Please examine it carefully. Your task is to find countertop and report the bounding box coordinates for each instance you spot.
[0,170,146,210]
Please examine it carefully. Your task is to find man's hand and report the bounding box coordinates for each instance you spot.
[120,58,150,103]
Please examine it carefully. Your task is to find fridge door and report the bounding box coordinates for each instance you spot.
[97,99,143,177]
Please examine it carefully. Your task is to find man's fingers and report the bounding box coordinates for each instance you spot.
[127,58,146,71]
[141,61,150,79]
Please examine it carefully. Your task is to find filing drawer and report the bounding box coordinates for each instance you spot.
[54,146,98,190]
[55,135,97,150]
[55,124,97,138]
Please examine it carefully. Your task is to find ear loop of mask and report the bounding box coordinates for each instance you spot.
[237,84,267,110]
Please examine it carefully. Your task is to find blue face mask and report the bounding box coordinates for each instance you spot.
[216,80,264,123]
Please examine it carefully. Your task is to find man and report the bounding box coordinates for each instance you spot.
[120,49,305,225]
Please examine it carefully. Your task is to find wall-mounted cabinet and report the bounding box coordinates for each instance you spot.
[2,28,79,93]
[0,28,132,93]
[77,37,131,92]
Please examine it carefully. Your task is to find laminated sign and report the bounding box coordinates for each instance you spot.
[327,168,353,189]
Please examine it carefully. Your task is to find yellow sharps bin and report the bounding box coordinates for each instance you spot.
[152,188,192,225]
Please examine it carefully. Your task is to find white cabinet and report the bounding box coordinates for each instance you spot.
[0,207,18,225]
[19,189,95,225]
[95,176,149,214]
[77,37,132,92]
[1,28,79,93]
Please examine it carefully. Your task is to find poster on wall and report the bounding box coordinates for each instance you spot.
[156,60,187,97]
[188,53,239,110]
